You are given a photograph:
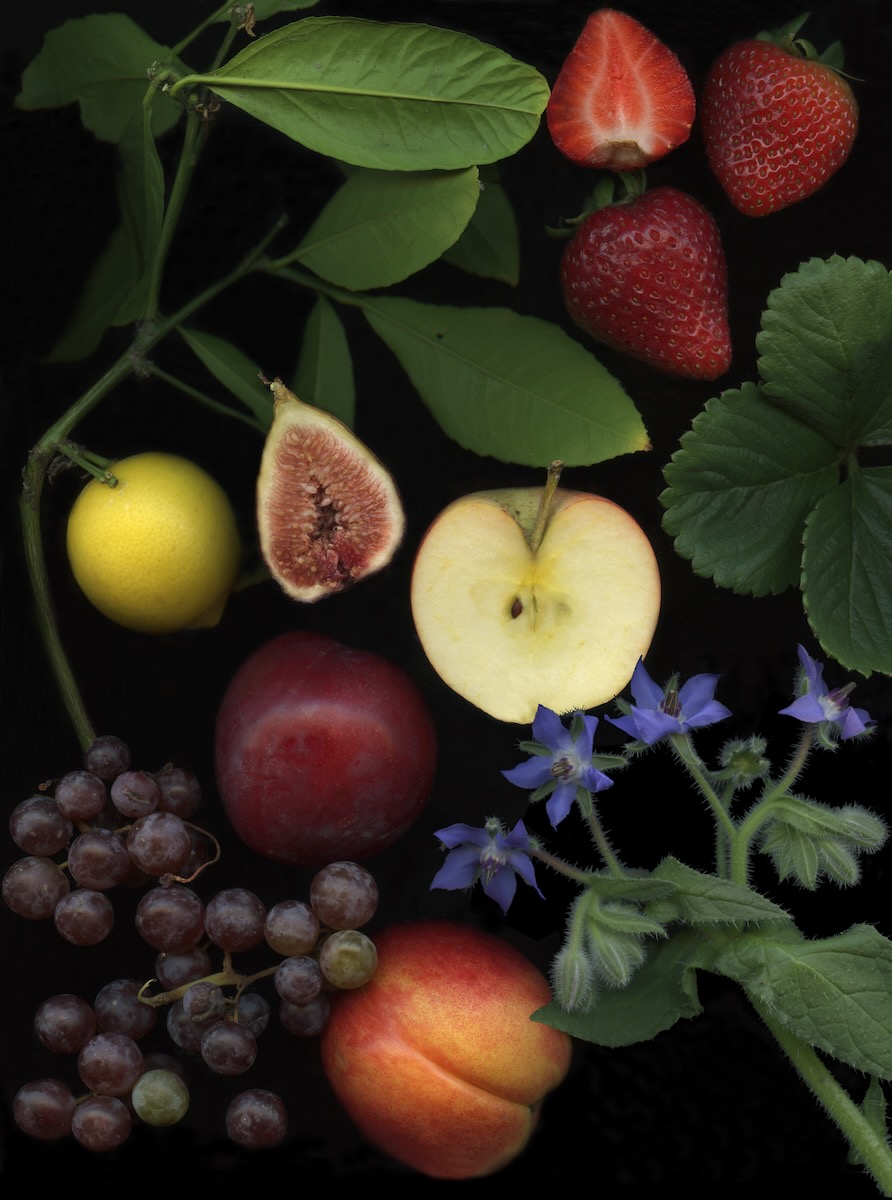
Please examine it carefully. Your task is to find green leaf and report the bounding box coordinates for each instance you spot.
[191,18,549,170]
[285,168,480,290]
[802,467,892,674]
[18,14,185,361]
[293,298,355,427]
[757,256,892,447]
[48,113,165,362]
[662,256,892,677]
[715,925,892,1079]
[360,296,647,466]
[660,382,839,595]
[583,872,677,905]
[16,14,182,143]
[179,327,272,427]
[442,175,520,284]
[533,930,708,1046]
[645,856,792,928]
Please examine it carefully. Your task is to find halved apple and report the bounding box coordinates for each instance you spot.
[410,484,660,724]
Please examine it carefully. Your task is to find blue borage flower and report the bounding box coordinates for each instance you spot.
[430,818,543,914]
[607,658,732,745]
[779,644,873,742]
[502,705,613,829]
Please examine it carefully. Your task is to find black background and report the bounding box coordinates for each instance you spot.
[2,0,891,1191]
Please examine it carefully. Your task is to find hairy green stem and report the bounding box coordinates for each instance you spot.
[530,846,600,885]
[730,728,816,883]
[751,994,892,1195]
[585,806,624,876]
[670,733,738,878]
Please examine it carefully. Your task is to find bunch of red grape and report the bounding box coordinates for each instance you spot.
[3,734,207,944]
[5,736,382,1153]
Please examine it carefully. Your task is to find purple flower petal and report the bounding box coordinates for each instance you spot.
[780,645,873,741]
[429,819,543,913]
[501,757,553,790]
[531,704,573,750]
[506,849,544,897]
[545,780,576,829]
[482,867,517,914]
[629,658,664,709]
[434,823,491,849]
[609,661,730,745]
[678,673,723,715]
[430,845,482,890]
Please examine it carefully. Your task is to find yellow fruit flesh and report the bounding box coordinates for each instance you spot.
[411,490,660,723]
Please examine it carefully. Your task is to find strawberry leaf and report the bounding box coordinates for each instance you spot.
[662,256,892,675]
[803,468,892,674]
[757,256,892,447]
[661,382,838,595]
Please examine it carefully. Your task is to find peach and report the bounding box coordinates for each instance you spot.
[320,919,572,1178]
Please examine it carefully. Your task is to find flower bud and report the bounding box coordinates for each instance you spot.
[835,806,888,852]
[551,942,596,1013]
[586,922,648,989]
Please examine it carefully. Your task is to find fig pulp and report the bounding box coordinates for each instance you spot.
[256,381,405,602]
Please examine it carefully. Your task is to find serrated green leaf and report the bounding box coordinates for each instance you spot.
[293,297,355,427]
[360,296,647,466]
[442,176,520,284]
[757,256,892,447]
[179,327,272,427]
[715,925,892,1078]
[189,18,549,170]
[802,466,892,674]
[533,930,708,1046]
[16,14,182,143]
[645,856,792,927]
[660,382,839,595]
[285,168,479,290]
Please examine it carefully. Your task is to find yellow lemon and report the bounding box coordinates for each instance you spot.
[66,452,242,635]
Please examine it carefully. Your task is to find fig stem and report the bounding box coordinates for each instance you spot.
[529,461,564,554]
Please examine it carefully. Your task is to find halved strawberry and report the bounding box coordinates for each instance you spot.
[560,180,731,380]
[700,16,859,217]
[546,8,695,171]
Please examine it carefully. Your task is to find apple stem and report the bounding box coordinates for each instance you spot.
[528,461,564,553]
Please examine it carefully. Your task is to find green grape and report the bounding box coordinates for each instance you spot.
[130,1069,190,1126]
[318,929,378,989]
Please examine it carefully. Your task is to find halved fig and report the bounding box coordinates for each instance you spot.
[257,380,405,602]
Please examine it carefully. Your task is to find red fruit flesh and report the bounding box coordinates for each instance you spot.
[560,186,730,381]
[214,632,437,867]
[701,39,858,217]
[547,8,695,170]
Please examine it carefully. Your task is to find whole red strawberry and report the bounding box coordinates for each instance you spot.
[560,183,731,380]
[547,8,695,171]
[701,16,858,217]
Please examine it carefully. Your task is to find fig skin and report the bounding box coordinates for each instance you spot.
[257,380,405,602]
